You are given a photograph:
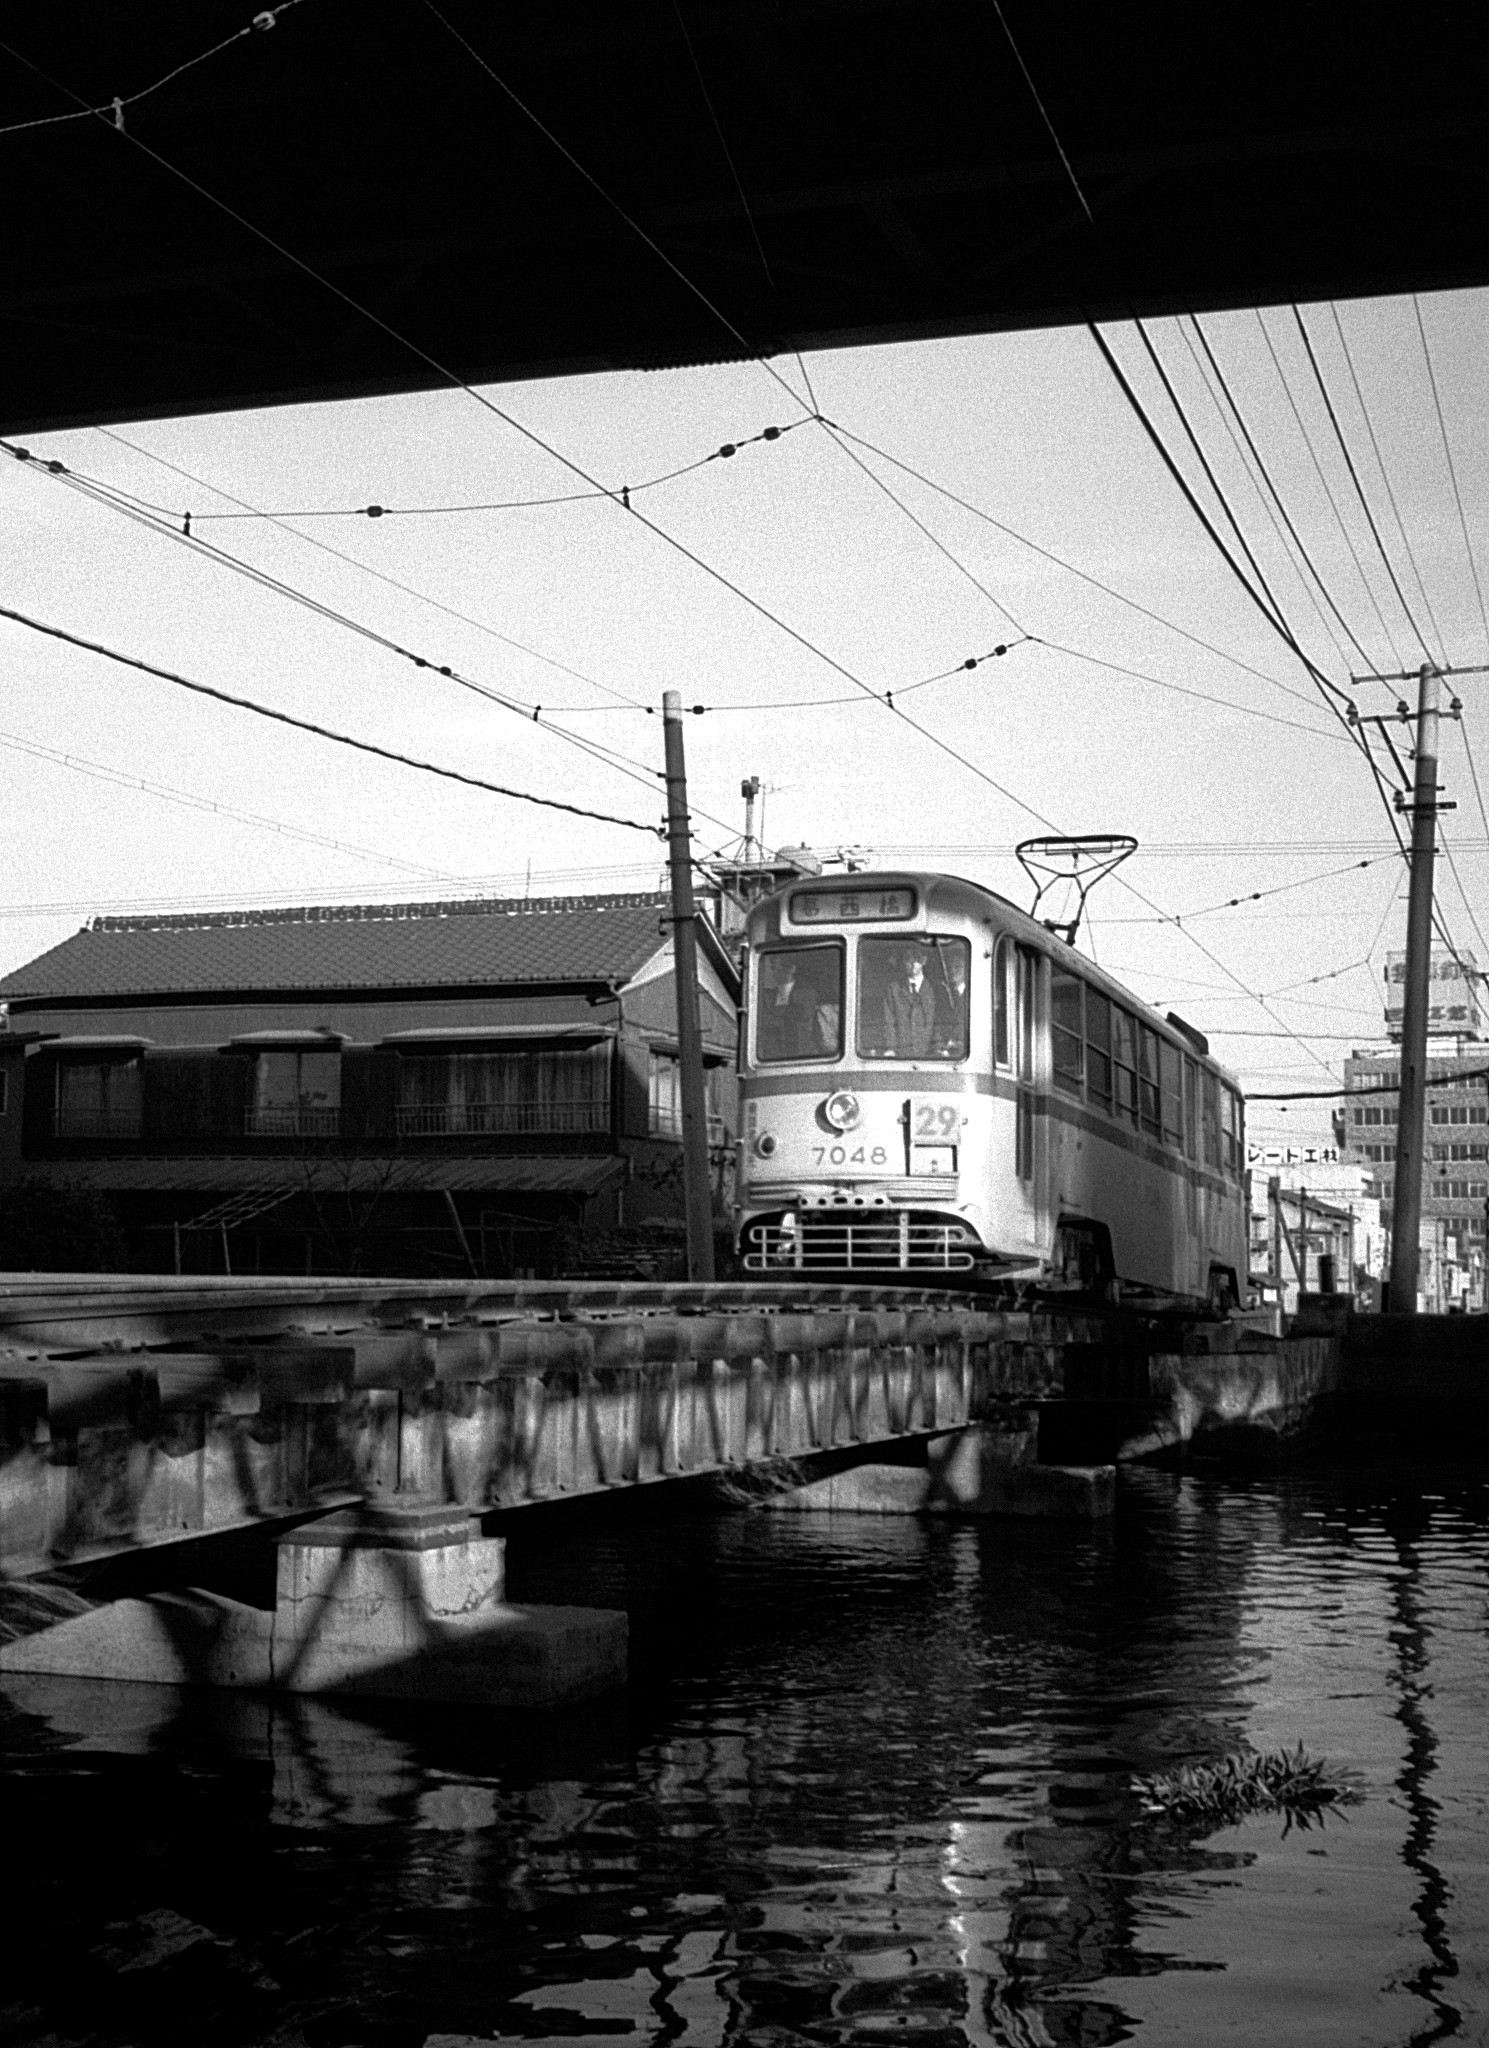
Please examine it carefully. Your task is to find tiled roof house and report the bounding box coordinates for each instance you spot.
[0,893,739,1278]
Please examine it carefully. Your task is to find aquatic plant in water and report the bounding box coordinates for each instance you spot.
[1133,1744,1363,1832]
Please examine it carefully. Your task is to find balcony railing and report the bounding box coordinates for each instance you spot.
[396,1098,610,1137]
[53,1111,143,1139]
[649,1107,727,1144]
[244,1107,342,1137]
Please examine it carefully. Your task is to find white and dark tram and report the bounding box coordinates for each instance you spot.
[734,870,1247,1301]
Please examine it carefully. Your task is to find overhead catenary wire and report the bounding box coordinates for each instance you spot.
[3,437,691,821]
[177,417,814,521]
[0,33,1391,1072]
[0,604,664,837]
[0,1,302,138]
[1096,853,1393,926]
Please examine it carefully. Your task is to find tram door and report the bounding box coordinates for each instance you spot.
[996,940,1044,1254]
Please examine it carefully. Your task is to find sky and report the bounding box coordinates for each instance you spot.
[3,286,1487,1151]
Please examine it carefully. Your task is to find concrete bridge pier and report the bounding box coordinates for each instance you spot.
[765,1415,1116,1519]
[0,1498,628,1708]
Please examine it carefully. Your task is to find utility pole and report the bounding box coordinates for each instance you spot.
[1386,663,1441,1314]
[662,691,717,1282]
[1351,660,1486,1311]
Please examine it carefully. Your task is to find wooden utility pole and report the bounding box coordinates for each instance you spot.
[1387,663,1442,1314]
[662,691,717,1281]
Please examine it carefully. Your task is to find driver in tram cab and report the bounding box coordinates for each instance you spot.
[759,954,823,1059]
[882,948,940,1057]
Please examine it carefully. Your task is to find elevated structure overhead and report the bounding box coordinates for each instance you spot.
[3,1,1487,433]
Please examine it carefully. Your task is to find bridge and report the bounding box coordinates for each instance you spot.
[5,2,1486,433]
[0,1272,1372,1707]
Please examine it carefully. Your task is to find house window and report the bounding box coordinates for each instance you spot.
[648,1051,725,1142]
[397,1045,611,1136]
[246,1049,341,1136]
[54,1058,143,1138]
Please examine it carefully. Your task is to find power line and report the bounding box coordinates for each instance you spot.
[0,34,1380,1071]
[1291,304,1440,666]
[1414,294,1489,661]
[1251,307,1407,673]
[1182,313,1376,675]
[0,728,457,880]
[417,0,812,426]
[0,605,663,837]
[988,0,1093,221]
[0,2,303,139]
[1326,301,1449,663]
[1020,638,1343,742]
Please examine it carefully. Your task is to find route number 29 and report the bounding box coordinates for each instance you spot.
[913,1103,960,1140]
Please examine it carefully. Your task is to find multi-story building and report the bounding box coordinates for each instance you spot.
[1245,1148,1384,1312]
[1337,947,1487,1311]
[0,892,739,1279]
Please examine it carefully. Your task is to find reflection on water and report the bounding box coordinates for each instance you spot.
[3,1466,1488,2046]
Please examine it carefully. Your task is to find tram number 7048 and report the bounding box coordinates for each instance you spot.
[810,1143,890,1167]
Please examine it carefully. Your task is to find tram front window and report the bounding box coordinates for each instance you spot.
[755,944,844,1062]
[857,936,970,1059]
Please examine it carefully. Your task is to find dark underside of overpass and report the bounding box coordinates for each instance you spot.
[3,1,1487,434]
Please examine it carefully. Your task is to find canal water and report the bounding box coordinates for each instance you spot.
[3,1463,1487,2046]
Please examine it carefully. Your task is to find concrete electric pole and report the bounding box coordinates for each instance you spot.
[662,691,717,1282]
[1387,662,1442,1314]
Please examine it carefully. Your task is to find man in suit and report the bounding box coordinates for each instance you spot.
[882,949,939,1057]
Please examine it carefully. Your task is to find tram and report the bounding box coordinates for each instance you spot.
[734,870,1247,1301]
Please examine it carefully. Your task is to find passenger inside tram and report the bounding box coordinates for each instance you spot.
[857,937,970,1059]
[756,947,843,1061]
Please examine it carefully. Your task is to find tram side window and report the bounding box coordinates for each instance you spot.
[1137,1026,1162,1137]
[994,939,1012,1068]
[1051,970,1084,1096]
[1111,1007,1139,1127]
[856,936,970,1060]
[1160,1039,1184,1150]
[1183,1057,1198,1161]
[1222,1086,1243,1175]
[1016,946,1037,1082]
[755,944,844,1063]
[1202,1071,1221,1168]
[1085,991,1112,1111]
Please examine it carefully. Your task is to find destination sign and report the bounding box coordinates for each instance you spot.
[790,887,916,924]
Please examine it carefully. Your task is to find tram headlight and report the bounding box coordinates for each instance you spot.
[754,1132,778,1158]
[822,1090,862,1132]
